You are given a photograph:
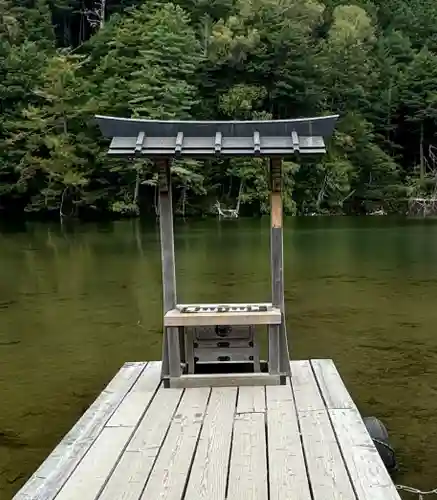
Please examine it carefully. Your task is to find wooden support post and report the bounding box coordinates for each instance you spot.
[157,159,181,383]
[178,326,185,365]
[269,157,289,378]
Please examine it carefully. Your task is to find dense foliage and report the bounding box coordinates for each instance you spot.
[1,0,437,218]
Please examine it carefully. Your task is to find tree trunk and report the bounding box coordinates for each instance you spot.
[79,8,84,43]
[316,175,327,211]
[60,187,68,219]
[341,189,356,205]
[100,0,106,28]
[154,184,159,217]
[181,185,187,220]
[133,170,140,205]
[203,17,209,56]
[235,179,243,215]
[386,79,392,144]
[420,122,425,182]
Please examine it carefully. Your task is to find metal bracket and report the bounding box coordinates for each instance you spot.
[291,130,300,152]
[175,132,184,157]
[214,132,222,155]
[135,131,146,155]
[253,131,261,155]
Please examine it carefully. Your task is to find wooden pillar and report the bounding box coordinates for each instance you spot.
[269,157,289,377]
[157,159,181,382]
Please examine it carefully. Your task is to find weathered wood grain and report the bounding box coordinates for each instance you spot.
[298,410,355,500]
[270,157,289,374]
[330,409,401,500]
[227,412,268,500]
[290,360,325,411]
[106,361,162,427]
[237,386,265,413]
[14,358,402,500]
[184,387,237,500]
[268,324,281,374]
[170,373,280,388]
[99,388,183,500]
[164,308,281,327]
[13,362,148,500]
[311,359,356,410]
[55,426,134,500]
[266,384,312,500]
[271,192,282,229]
[158,158,178,379]
[139,387,210,500]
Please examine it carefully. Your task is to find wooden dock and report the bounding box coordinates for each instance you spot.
[14,359,401,500]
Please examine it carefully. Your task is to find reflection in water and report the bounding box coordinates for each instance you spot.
[1,217,437,497]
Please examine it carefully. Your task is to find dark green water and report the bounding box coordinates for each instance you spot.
[1,216,437,498]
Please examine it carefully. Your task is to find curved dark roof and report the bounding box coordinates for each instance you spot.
[95,114,339,157]
[96,115,339,138]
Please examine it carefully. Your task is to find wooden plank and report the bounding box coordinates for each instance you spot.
[139,387,210,500]
[170,373,280,388]
[13,362,148,500]
[55,426,134,500]
[271,193,282,228]
[184,388,237,500]
[237,386,265,413]
[166,326,182,378]
[227,412,268,500]
[99,388,183,500]
[266,385,312,500]
[164,308,281,327]
[298,410,355,500]
[311,359,356,410]
[106,361,162,427]
[179,326,186,364]
[330,409,401,500]
[290,360,325,411]
[185,328,195,374]
[268,324,281,374]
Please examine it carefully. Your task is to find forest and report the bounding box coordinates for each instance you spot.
[1,0,437,218]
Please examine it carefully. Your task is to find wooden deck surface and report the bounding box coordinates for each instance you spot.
[14,359,401,500]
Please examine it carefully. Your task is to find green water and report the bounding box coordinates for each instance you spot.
[1,217,437,498]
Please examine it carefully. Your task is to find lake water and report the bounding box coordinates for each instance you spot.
[1,216,437,498]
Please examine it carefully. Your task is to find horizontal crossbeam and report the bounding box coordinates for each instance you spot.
[164,307,281,327]
[106,134,326,157]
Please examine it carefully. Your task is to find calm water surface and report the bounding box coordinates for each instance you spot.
[1,216,437,498]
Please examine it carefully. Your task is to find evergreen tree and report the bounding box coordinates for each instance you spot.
[1,0,437,217]
[8,53,96,215]
[399,47,437,183]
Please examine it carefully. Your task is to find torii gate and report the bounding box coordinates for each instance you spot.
[96,114,338,388]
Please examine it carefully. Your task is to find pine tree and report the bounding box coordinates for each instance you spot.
[128,3,203,119]
[399,47,437,184]
[9,53,97,215]
[0,0,53,210]
[91,2,204,214]
[370,30,414,153]
[317,4,377,114]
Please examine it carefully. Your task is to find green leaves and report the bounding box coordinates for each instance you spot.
[219,84,267,118]
[4,51,97,214]
[2,0,437,218]
[400,48,437,124]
